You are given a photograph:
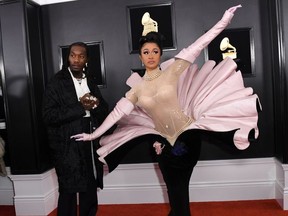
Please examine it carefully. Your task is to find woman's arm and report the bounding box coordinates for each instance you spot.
[175,5,241,64]
[71,73,141,142]
[71,97,134,141]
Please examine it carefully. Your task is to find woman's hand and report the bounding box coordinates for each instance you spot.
[221,4,242,24]
[227,4,242,14]
[153,142,165,155]
[71,133,93,141]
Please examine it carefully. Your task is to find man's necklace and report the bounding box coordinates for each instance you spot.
[76,74,86,84]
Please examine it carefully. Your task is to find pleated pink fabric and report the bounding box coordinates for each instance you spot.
[97,57,261,163]
[97,6,261,164]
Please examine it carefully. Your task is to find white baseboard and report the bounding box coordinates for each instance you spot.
[98,157,276,204]
[0,167,14,205]
[189,158,276,202]
[274,159,288,209]
[0,157,285,215]
[8,169,59,216]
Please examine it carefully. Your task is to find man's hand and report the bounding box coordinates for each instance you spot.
[80,93,99,110]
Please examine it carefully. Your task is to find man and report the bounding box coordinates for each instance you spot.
[42,42,108,216]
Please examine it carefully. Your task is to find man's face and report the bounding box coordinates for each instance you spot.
[68,45,88,72]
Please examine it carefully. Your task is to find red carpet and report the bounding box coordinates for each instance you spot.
[1,200,288,216]
[95,200,288,216]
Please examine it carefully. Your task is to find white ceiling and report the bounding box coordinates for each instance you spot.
[31,0,77,5]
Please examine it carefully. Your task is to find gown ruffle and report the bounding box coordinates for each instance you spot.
[97,57,261,172]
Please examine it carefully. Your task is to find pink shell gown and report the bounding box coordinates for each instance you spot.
[96,8,261,171]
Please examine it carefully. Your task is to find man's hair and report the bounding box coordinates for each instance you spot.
[62,42,89,70]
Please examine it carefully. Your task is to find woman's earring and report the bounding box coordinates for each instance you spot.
[142,62,144,67]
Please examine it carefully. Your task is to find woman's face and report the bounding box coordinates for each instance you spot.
[139,42,161,72]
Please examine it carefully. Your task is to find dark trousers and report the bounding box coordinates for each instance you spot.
[157,130,202,216]
[57,177,98,216]
[57,118,98,216]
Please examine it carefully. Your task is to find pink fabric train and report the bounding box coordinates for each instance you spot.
[97,57,261,164]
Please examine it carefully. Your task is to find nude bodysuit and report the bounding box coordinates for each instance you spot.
[126,59,192,145]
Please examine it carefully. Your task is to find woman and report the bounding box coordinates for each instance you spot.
[72,5,261,216]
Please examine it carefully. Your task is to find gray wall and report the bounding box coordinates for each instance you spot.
[41,0,274,163]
